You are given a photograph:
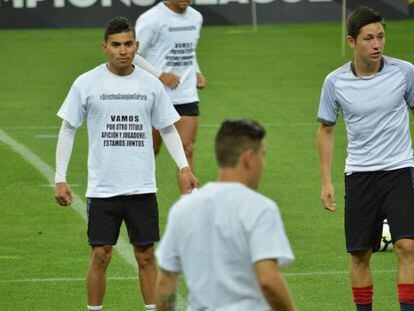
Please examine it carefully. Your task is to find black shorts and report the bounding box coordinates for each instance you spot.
[87,193,159,246]
[174,102,199,116]
[344,167,414,253]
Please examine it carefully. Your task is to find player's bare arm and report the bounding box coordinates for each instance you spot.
[156,268,179,311]
[196,72,206,89]
[254,259,296,311]
[178,166,199,193]
[55,182,73,206]
[317,123,337,211]
[159,72,181,89]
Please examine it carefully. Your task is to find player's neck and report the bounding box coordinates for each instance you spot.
[352,57,382,77]
[165,2,187,14]
[106,63,134,76]
[218,169,252,189]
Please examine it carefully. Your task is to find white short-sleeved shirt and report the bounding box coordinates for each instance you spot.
[135,2,203,105]
[156,182,294,311]
[318,56,414,172]
[57,64,180,198]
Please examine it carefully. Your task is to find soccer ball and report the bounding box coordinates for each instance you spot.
[379,219,393,252]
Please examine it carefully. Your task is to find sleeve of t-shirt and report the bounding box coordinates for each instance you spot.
[317,75,339,126]
[135,14,157,58]
[404,62,414,107]
[151,83,180,130]
[57,80,86,129]
[155,207,182,272]
[249,204,294,268]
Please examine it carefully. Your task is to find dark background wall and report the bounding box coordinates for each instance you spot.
[0,0,412,29]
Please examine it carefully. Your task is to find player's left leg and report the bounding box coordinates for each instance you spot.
[134,244,158,308]
[382,168,414,310]
[394,239,414,311]
[124,193,159,309]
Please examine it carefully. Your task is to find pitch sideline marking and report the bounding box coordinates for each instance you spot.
[0,269,398,284]
[0,128,188,310]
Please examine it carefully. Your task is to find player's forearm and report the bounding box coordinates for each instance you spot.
[133,53,162,78]
[156,269,179,311]
[261,274,296,311]
[317,124,335,185]
[55,120,77,183]
[159,125,189,170]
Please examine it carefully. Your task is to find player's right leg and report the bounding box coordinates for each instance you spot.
[345,172,380,311]
[87,245,113,309]
[86,197,123,310]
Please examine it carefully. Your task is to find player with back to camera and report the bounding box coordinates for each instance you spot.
[134,0,205,194]
[54,17,198,311]
[155,119,296,311]
[317,7,414,311]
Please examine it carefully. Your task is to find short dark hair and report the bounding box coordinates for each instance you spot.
[346,6,385,39]
[104,17,135,42]
[215,119,266,168]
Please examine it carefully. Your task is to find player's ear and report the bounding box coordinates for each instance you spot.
[101,42,107,52]
[136,40,140,50]
[241,149,254,169]
[347,35,356,49]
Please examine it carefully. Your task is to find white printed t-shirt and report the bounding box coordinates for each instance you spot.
[57,63,180,198]
[135,2,203,105]
[156,182,294,311]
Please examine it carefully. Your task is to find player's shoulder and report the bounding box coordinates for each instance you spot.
[72,63,106,88]
[322,61,352,89]
[136,3,163,24]
[186,6,203,21]
[384,55,414,75]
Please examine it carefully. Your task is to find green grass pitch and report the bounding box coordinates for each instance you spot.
[1,19,414,310]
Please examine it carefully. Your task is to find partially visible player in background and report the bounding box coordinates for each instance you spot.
[317,7,414,311]
[54,17,197,311]
[155,119,296,311]
[134,0,205,193]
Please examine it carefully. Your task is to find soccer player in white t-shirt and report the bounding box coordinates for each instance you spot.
[134,0,205,193]
[54,17,198,311]
[156,119,296,311]
[317,7,414,311]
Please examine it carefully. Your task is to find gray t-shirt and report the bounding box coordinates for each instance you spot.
[156,182,294,311]
[318,56,414,172]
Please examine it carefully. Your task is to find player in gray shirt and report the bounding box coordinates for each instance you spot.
[317,7,414,311]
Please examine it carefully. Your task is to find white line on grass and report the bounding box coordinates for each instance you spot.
[0,128,188,310]
[3,122,319,131]
[0,269,398,284]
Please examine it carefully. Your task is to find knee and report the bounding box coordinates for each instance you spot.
[91,246,112,268]
[395,239,414,262]
[351,250,371,269]
[134,245,156,269]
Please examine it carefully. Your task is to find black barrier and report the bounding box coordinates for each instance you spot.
[0,0,411,29]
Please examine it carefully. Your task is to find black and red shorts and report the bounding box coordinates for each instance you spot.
[344,167,414,253]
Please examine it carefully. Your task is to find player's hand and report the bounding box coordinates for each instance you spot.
[321,183,336,212]
[159,72,180,89]
[178,167,199,194]
[55,182,73,206]
[196,73,206,89]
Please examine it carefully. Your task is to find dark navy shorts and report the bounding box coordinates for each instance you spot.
[87,193,159,246]
[344,167,414,253]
